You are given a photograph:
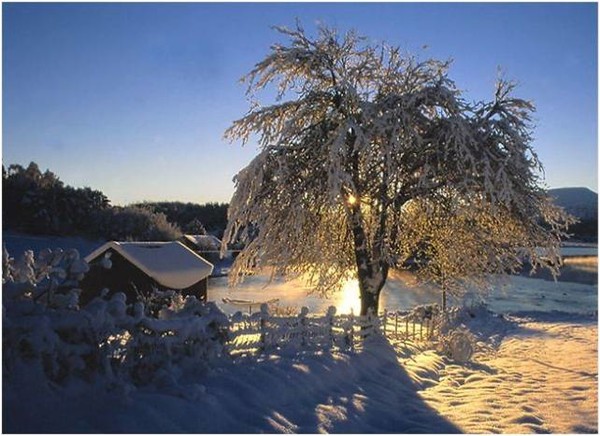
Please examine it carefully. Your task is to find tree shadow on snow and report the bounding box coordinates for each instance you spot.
[199,337,462,434]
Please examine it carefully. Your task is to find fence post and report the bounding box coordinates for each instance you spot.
[326,306,336,348]
[299,306,309,347]
[345,309,355,350]
[383,309,388,337]
[366,307,373,337]
[259,303,269,351]
[429,317,434,340]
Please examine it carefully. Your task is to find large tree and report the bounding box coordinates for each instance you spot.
[222,24,572,315]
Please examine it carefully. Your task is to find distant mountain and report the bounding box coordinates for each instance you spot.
[549,187,598,220]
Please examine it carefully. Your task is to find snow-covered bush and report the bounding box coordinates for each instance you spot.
[433,303,515,361]
[105,296,229,385]
[437,327,475,363]
[2,244,89,308]
[3,247,228,391]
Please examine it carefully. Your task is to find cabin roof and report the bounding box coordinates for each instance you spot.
[85,241,214,289]
[182,234,221,251]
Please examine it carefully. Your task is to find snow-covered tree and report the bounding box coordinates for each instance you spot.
[222,24,573,315]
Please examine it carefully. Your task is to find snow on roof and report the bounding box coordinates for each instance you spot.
[182,234,221,251]
[85,241,214,290]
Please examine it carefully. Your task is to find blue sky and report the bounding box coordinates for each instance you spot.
[3,2,597,205]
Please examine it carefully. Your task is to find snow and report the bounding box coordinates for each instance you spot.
[415,314,597,433]
[210,266,597,316]
[4,309,596,433]
[3,334,460,433]
[182,234,222,252]
[85,241,214,289]
[2,229,102,258]
[3,237,597,433]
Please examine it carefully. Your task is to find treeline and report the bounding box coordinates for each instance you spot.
[3,162,229,241]
[131,201,228,238]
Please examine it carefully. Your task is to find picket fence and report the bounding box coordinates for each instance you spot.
[226,305,447,356]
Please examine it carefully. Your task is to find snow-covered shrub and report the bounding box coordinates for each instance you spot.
[3,247,228,391]
[433,303,515,361]
[3,246,97,382]
[113,297,228,385]
[2,244,89,308]
[437,327,475,363]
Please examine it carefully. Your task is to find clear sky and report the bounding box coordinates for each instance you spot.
[3,2,597,205]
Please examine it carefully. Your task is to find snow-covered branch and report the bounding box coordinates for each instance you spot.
[223,23,573,313]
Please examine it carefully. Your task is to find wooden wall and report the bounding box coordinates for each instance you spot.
[79,249,207,307]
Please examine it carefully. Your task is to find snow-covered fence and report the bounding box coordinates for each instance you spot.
[227,305,343,354]
[226,304,445,356]
[382,305,446,342]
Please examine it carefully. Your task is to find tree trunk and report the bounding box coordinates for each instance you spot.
[348,208,389,316]
[357,266,387,316]
[360,288,378,316]
[343,126,389,316]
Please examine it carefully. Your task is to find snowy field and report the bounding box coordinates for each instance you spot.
[408,312,598,433]
[2,230,103,259]
[4,310,596,433]
[2,233,598,433]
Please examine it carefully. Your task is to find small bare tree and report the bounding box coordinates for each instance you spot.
[222,23,572,316]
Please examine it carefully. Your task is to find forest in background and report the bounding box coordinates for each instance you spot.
[2,162,229,241]
[2,161,596,243]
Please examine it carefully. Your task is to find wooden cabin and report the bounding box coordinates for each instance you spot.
[80,241,214,306]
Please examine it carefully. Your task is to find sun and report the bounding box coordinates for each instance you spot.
[337,277,361,314]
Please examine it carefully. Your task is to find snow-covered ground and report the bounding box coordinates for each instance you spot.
[2,230,103,258]
[414,313,598,433]
[4,337,459,433]
[3,234,598,433]
[4,310,596,433]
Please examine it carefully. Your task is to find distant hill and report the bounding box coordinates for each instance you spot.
[549,187,598,220]
[549,187,597,242]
